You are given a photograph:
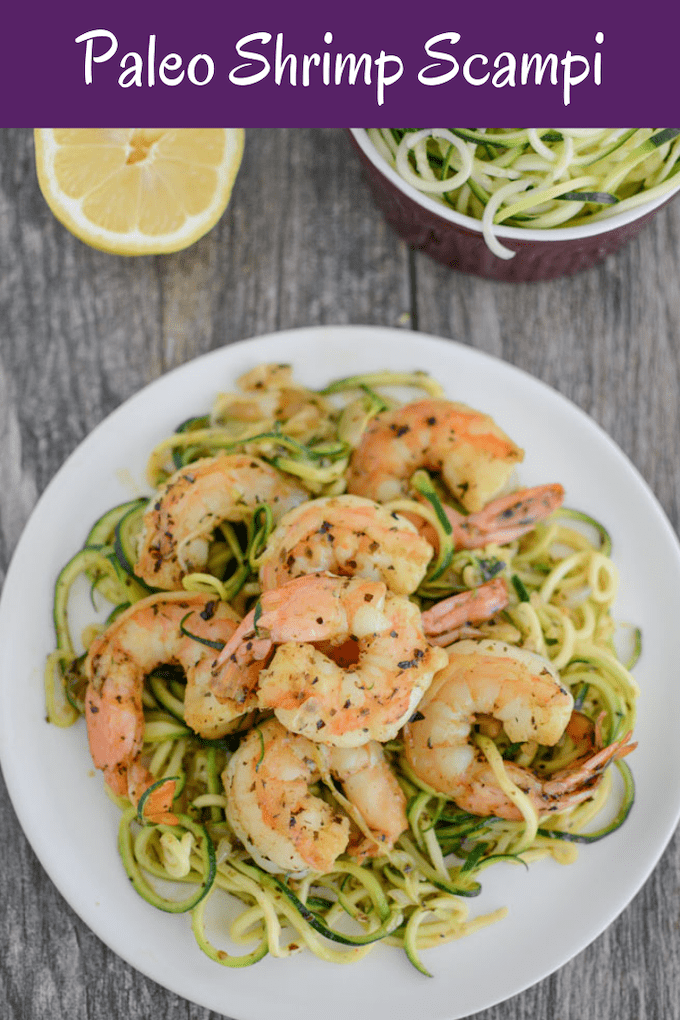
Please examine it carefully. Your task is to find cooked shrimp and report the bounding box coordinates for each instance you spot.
[135,453,307,589]
[214,363,331,437]
[223,718,407,874]
[347,398,523,513]
[444,484,565,549]
[85,592,260,814]
[322,742,408,858]
[214,573,448,746]
[258,494,434,595]
[403,638,634,819]
[421,578,510,644]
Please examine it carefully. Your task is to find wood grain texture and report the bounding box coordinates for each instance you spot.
[1,126,679,1020]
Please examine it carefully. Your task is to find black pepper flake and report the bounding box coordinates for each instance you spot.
[200,600,217,621]
[409,710,425,723]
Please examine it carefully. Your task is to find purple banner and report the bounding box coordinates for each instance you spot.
[2,0,679,126]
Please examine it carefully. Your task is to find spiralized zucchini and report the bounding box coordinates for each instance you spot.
[48,363,639,974]
[367,128,680,258]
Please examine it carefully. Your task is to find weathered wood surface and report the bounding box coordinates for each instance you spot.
[1,127,679,1020]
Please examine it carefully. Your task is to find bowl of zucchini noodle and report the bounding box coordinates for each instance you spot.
[350,128,680,281]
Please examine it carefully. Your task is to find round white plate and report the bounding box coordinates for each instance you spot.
[2,325,679,1020]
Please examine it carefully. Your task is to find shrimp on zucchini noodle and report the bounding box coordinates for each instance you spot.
[46,361,639,975]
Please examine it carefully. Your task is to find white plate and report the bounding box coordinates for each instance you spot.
[2,325,680,1020]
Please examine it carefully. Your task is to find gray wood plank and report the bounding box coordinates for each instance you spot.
[1,125,679,1020]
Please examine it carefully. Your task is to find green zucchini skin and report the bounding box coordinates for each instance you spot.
[172,415,211,469]
[511,574,531,602]
[555,507,612,556]
[179,611,225,651]
[118,809,216,913]
[113,501,158,594]
[136,776,180,824]
[191,895,269,967]
[233,860,403,947]
[86,498,146,548]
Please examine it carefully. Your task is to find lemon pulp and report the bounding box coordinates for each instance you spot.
[34,128,245,255]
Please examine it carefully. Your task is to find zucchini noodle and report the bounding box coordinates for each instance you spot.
[47,362,638,976]
[367,128,680,258]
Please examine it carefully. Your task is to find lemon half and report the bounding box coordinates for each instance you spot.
[34,128,245,255]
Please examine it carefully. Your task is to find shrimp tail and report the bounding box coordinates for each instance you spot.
[213,605,272,671]
[446,483,565,549]
[421,578,509,638]
[544,731,636,798]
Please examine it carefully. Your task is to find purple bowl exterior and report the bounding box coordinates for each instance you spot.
[350,134,671,282]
